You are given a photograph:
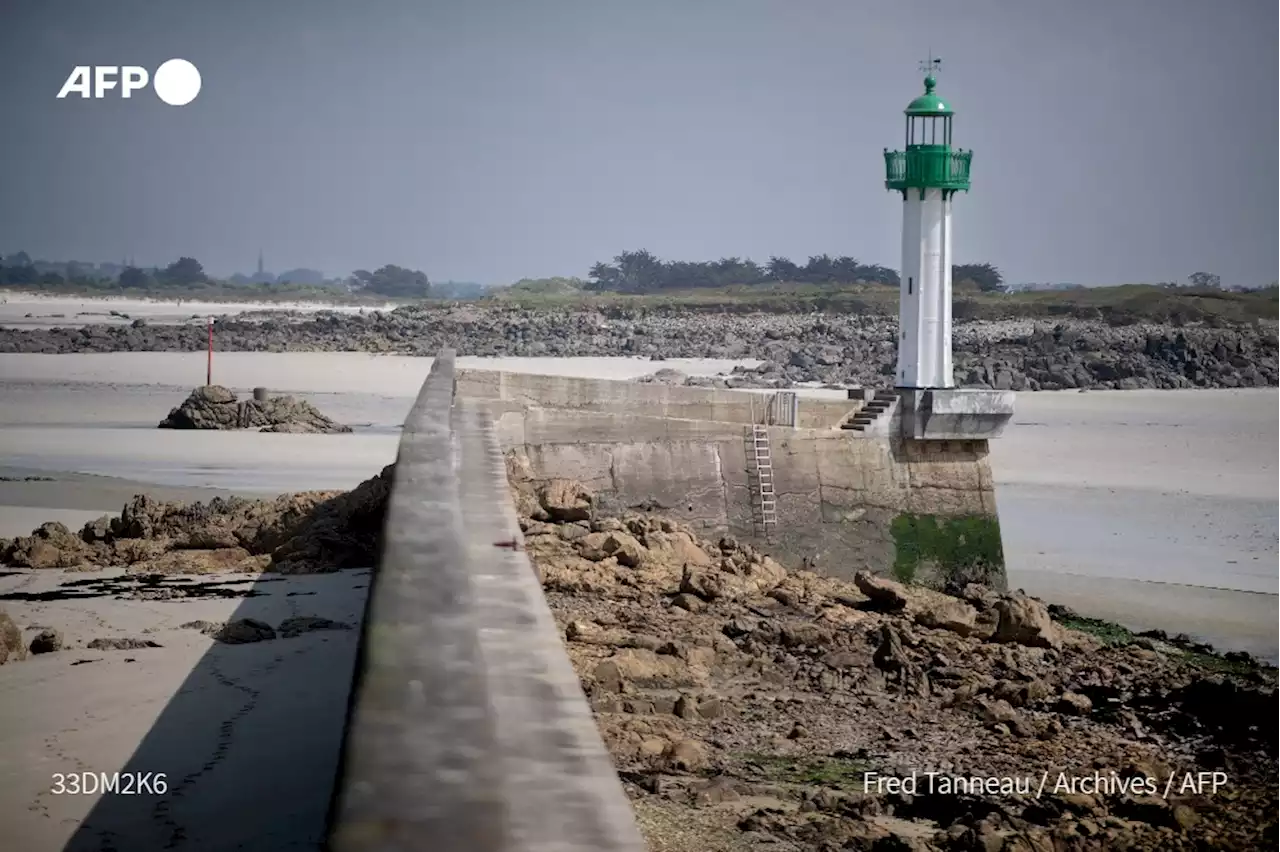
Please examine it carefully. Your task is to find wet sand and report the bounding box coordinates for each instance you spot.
[992,388,1277,660]
[0,292,391,330]
[0,566,368,851]
[0,350,759,394]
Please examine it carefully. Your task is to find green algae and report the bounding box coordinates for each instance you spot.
[889,513,1004,587]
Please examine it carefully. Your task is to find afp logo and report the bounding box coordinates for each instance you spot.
[57,58,201,106]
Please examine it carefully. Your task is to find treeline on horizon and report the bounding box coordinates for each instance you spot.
[2,248,1269,305]
[583,249,1006,293]
[0,251,439,299]
[0,247,1008,298]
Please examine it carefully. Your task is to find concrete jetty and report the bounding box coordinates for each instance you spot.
[456,369,1014,589]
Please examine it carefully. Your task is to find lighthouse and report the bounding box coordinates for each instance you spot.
[883,61,1012,442]
[884,59,972,390]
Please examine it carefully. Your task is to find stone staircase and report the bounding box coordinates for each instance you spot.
[840,389,899,433]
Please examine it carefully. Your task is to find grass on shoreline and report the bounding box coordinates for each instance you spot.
[1055,613,1273,678]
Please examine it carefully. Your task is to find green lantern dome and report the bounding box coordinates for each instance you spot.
[904,75,953,116]
[884,68,972,195]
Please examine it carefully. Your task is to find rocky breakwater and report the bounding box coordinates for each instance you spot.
[1,305,1274,391]
[0,464,392,576]
[950,321,1277,391]
[515,478,1277,851]
[718,321,1278,391]
[158,385,352,433]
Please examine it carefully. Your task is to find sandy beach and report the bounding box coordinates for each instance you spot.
[0,347,1275,850]
[0,567,368,851]
[0,292,391,330]
[993,388,1277,659]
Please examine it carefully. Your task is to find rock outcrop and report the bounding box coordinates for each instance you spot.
[0,464,394,574]
[1,307,1274,391]
[516,482,1278,852]
[177,616,351,643]
[158,385,352,433]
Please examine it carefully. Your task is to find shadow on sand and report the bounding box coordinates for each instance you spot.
[60,569,371,852]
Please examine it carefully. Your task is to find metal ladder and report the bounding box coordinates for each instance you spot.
[751,424,777,536]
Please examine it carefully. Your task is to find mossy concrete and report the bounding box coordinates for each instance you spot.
[889,512,1006,590]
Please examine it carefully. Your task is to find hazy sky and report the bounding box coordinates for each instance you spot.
[1,0,1275,287]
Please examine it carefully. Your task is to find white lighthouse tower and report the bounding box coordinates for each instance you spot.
[884,59,972,390]
[883,61,1013,442]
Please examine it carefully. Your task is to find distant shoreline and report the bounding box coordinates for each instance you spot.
[0,288,396,311]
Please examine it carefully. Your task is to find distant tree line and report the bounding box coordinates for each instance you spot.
[950,262,1004,293]
[347,265,431,298]
[0,252,213,290]
[584,250,1008,293]
[0,251,432,299]
[585,250,898,292]
[0,246,1017,298]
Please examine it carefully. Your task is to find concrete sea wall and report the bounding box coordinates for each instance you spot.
[457,369,1007,589]
[328,352,646,851]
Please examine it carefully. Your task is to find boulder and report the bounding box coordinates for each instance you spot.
[185,618,277,644]
[578,531,647,567]
[158,385,352,434]
[915,598,984,637]
[1,609,26,664]
[872,625,910,673]
[28,629,63,654]
[1056,691,1094,716]
[278,616,353,638]
[661,738,709,773]
[855,570,910,611]
[992,595,1062,650]
[537,479,593,522]
[3,521,98,569]
[86,637,162,650]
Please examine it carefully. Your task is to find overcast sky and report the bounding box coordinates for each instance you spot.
[1,0,1275,287]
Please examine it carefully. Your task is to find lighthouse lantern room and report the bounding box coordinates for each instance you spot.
[884,58,972,390]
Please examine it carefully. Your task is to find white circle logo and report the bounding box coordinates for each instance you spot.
[152,58,201,106]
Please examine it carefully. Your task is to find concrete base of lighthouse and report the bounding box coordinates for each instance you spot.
[895,388,1016,441]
